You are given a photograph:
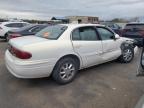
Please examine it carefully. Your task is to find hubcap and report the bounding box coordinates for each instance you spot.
[59,63,75,80]
[123,49,133,61]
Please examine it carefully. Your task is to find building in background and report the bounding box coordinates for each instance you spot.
[137,17,144,22]
[67,16,99,24]
[51,17,69,24]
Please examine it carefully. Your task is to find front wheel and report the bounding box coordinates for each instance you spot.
[118,46,134,63]
[52,57,79,85]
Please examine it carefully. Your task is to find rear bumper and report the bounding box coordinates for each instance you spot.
[5,50,55,78]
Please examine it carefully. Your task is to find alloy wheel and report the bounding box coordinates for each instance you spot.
[59,63,75,81]
[123,49,133,62]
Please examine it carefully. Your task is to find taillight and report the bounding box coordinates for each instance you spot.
[9,33,21,40]
[8,45,32,59]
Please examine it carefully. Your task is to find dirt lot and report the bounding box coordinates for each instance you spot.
[0,39,144,108]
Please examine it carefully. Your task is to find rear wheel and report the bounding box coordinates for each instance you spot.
[52,57,79,84]
[5,33,9,42]
[118,46,134,63]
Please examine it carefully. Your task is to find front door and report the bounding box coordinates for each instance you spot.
[72,26,103,68]
[96,27,121,61]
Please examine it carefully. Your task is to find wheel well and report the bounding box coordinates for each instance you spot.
[50,54,81,76]
[4,33,8,39]
[121,42,134,50]
[58,54,80,68]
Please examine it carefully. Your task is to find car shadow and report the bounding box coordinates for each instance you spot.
[0,39,6,42]
[13,60,117,88]
[77,60,116,76]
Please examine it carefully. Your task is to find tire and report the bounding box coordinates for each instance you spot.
[5,33,9,42]
[118,46,134,63]
[52,57,79,85]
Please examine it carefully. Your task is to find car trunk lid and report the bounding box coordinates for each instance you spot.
[9,36,48,49]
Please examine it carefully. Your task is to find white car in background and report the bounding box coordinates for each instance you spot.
[5,24,135,84]
[0,21,29,40]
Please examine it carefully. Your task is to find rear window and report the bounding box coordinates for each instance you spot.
[125,24,144,29]
[36,25,67,40]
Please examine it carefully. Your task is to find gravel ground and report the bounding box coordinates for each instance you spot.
[0,39,144,108]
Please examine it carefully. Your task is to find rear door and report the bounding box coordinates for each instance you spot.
[96,27,121,61]
[72,26,103,68]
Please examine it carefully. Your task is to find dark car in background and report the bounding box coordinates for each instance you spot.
[101,22,122,35]
[7,24,49,41]
[122,23,144,40]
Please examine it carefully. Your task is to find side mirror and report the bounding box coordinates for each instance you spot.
[115,34,120,40]
[28,29,33,33]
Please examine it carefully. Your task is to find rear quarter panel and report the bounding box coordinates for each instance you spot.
[21,40,79,67]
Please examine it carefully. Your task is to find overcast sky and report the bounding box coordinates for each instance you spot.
[0,0,144,20]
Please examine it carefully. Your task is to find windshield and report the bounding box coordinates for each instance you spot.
[36,25,67,40]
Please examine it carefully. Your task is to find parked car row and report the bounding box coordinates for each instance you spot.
[101,22,122,35]
[4,24,135,84]
[1,21,144,42]
[0,21,50,41]
[0,21,29,40]
[101,22,144,40]
[0,21,140,84]
[7,24,48,41]
[122,23,144,39]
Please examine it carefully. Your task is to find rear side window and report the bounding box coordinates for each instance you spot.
[72,27,98,41]
[36,25,67,40]
[125,24,144,30]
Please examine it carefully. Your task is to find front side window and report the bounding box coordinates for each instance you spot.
[36,25,67,40]
[97,27,114,40]
[72,27,98,41]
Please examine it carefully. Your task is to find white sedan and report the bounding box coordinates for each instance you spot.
[5,24,135,84]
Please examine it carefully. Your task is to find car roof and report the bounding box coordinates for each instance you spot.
[61,24,105,29]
